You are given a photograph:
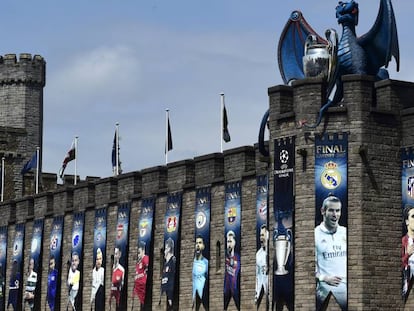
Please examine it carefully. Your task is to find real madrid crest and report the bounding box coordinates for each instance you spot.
[321,161,341,190]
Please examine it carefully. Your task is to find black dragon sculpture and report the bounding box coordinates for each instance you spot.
[258,0,399,157]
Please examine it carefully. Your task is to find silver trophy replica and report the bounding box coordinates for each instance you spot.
[274,221,292,276]
[302,29,338,82]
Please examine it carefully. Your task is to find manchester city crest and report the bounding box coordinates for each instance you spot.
[321,161,341,190]
[196,211,207,229]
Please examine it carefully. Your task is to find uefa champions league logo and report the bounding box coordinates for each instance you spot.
[280,149,289,164]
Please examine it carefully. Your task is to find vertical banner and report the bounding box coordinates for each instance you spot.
[402,147,414,300]
[0,226,7,311]
[273,137,295,311]
[314,133,348,311]
[8,223,24,311]
[160,193,182,310]
[47,216,64,311]
[67,212,84,311]
[133,198,155,309]
[92,208,106,311]
[26,219,44,311]
[193,187,211,310]
[255,175,269,310]
[224,182,241,311]
[109,203,130,311]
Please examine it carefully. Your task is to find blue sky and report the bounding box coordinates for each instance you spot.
[1,0,410,180]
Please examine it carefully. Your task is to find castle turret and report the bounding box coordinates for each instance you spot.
[0,53,46,199]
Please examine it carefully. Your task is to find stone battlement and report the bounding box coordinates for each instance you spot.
[0,53,45,86]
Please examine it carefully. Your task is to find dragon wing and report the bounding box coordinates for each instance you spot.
[357,0,400,74]
[278,10,327,84]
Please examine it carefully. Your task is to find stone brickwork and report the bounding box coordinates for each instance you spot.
[0,63,414,311]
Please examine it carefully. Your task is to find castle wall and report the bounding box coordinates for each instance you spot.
[0,76,414,310]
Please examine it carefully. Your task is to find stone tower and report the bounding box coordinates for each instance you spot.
[0,53,46,200]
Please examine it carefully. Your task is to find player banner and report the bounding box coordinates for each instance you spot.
[402,147,414,300]
[314,133,348,311]
[193,187,211,310]
[160,192,182,310]
[29,218,44,310]
[48,216,64,311]
[224,181,242,311]
[92,207,107,311]
[133,197,155,309]
[255,175,269,310]
[109,202,131,311]
[0,226,7,311]
[68,212,84,311]
[273,137,295,311]
[8,223,25,310]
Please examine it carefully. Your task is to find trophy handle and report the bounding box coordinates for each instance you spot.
[325,28,338,84]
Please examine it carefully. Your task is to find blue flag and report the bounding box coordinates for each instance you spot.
[21,152,37,175]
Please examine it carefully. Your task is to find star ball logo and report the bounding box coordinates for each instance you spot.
[321,161,341,190]
[280,149,289,165]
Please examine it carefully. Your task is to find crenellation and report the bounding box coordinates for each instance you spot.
[141,165,167,196]
[53,186,74,213]
[194,152,224,186]
[94,177,118,206]
[34,191,53,217]
[167,159,195,191]
[15,196,34,221]
[116,171,142,201]
[292,77,326,126]
[223,145,255,181]
[73,180,95,210]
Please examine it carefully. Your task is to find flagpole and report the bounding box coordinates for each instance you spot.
[1,157,4,202]
[165,109,169,165]
[74,136,78,185]
[220,92,225,153]
[116,122,120,176]
[35,147,40,194]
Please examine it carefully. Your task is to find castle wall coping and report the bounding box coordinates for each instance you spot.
[166,159,195,169]
[291,76,326,87]
[141,165,167,175]
[93,175,117,185]
[114,171,142,180]
[194,152,223,162]
[223,145,255,156]
[375,78,414,89]
[1,53,45,64]
[341,74,376,83]
[268,84,293,95]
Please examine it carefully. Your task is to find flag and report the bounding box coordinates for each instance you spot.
[112,131,117,170]
[165,116,173,153]
[222,104,231,143]
[111,127,122,174]
[59,141,75,178]
[21,152,38,175]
